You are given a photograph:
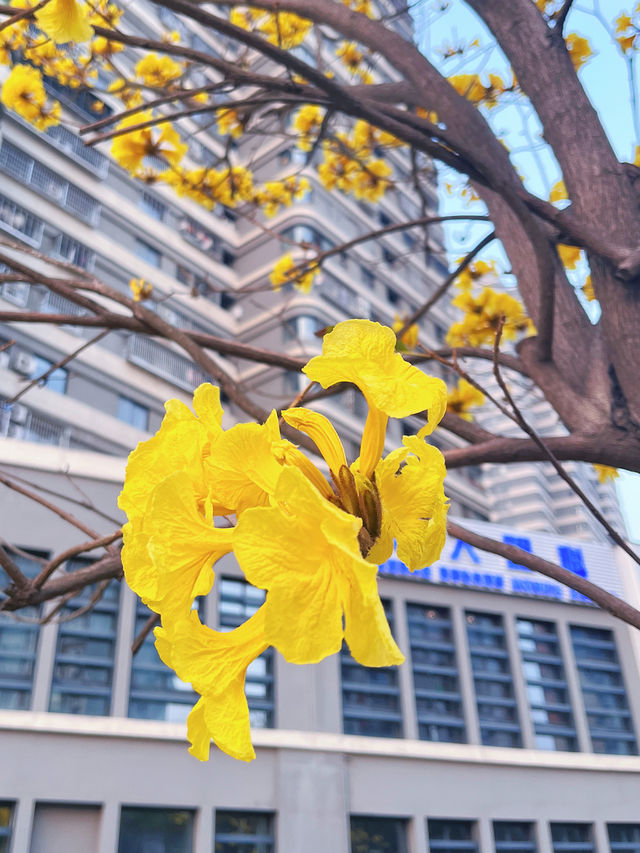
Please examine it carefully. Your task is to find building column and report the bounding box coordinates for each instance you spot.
[9,798,33,853]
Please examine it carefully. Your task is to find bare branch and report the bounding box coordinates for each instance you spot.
[131,611,160,656]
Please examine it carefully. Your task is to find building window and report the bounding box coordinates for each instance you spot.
[550,824,595,853]
[30,354,68,394]
[494,822,537,853]
[517,618,578,752]
[0,551,45,710]
[428,819,478,853]
[0,803,14,853]
[54,234,95,270]
[214,811,274,853]
[341,599,403,738]
[350,815,408,853]
[608,825,640,853]
[118,807,194,853]
[49,575,120,716]
[117,396,149,431]
[219,578,274,728]
[128,600,198,722]
[407,603,466,743]
[135,239,161,268]
[570,625,638,755]
[0,194,44,246]
[466,611,522,748]
[140,192,167,221]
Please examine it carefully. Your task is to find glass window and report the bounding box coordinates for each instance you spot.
[0,802,13,853]
[550,823,594,853]
[215,810,274,853]
[407,603,466,744]
[30,354,68,394]
[140,192,167,221]
[570,625,638,755]
[608,825,640,853]
[428,819,478,853]
[219,578,274,729]
[342,600,403,738]
[117,396,149,431]
[129,600,199,723]
[494,822,537,853]
[135,239,161,268]
[54,234,95,270]
[118,807,194,853]
[517,618,577,752]
[350,815,408,853]
[49,572,120,716]
[466,611,522,748]
[0,550,46,710]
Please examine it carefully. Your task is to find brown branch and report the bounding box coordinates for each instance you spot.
[448,520,640,631]
[0,472,103,540]
[33,529,123,590]
[0,0,45,31]
[131,611,160,656]
[397,231,496,338]
[0,545,29,591]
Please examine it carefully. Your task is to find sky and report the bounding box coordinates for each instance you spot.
[411,0,640,542]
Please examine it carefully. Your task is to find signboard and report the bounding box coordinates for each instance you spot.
[379,516,624,604]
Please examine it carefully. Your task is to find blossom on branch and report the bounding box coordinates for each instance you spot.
[119,320,448,762]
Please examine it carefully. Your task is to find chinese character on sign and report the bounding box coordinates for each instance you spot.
[557,545,588,578]
[503,535,533,570]
[450,539,481,564]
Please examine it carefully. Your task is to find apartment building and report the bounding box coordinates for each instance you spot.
[0,443,639,852]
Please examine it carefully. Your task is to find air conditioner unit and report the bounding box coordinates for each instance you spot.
[10,403,28,425]
[10,350,37,377]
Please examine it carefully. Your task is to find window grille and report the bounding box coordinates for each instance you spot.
[494,822,537,853]
[350,815,408,853]
[127,335,208,391]
[128,599,199,722]
[0,551,46,710]
[428,820,478,853]
[219,578,274,729]
[550,823,595,853]
[49,572,121,716]
[0,194,44,246]
[407,603,466,743]
[570,625,638,755]
[608,825,640,853]
[517,618,578,751]
[215,811,275,853]
[341,599,403,738]
[53,234,95,270]
[466,611,522,748]
[47,124,109,176]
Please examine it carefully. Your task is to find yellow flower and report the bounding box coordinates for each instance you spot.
[565,33,593,71]
[129,278,153,302]
[35,0,93,43]
[111,112,187,174]
[454,259,496,291]
[446,378,485,421]
[0,64,60,129]
[135,53,184,87]
[269,253,319,293]
[582,274,595,302]
[336,40,364,71]
[549,180,568,203]
[293,104,324,151]
[353,158,393,202]
[447,287,534,347]
[392,315,419,349]
[557,244,582,270]
[449,73,505,108]
[120,320,448,762]
[594,464,619,484]
[217,107,243,138]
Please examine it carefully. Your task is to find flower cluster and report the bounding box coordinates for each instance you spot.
[120,321,448,762]
[447,287,535,347]
[446,378,485,421]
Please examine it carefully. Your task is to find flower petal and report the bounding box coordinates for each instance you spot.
[204,410,283,514]
[35,0,93,43]
[281,407,347,475]
[374,437,448,572]
[344,581,404,667]
[303,319,447,424]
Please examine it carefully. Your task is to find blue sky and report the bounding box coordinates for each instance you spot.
[412,0,640,541]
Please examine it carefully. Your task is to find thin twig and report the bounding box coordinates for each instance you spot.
[0,545,29,590]
[33,529,123,589]
[491,322,640,567]
[131,611,160,656]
